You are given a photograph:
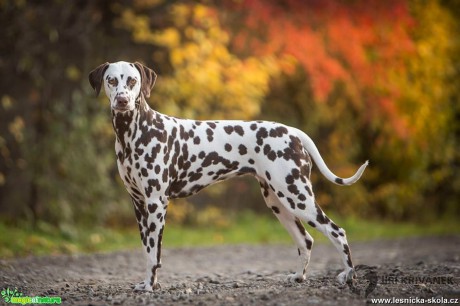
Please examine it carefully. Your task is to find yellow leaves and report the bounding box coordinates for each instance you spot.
[140,3,279,120]
[2,95,13,110]
[117,2,280,120]
[8,116,25,143]
[65,65,80,81]
[133,0,163,9]
[118,9,157,44]
[390,0,457,151]
[170,4,191,28]
[152,27,181,48]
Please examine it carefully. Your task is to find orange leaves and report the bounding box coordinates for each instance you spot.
[129,3,279,120]
[224,0,416,137]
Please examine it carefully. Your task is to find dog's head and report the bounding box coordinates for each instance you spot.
[89,61,157,112]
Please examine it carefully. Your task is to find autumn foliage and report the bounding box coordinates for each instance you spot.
[0,0,458,227]
[224,0,417,138]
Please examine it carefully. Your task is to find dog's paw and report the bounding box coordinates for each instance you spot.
[133,280,149,291]
[133,280,162,292]
[287,272,306,284]
[336,268,355,285]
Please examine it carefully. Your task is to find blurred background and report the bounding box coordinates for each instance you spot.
[0,0,459,257]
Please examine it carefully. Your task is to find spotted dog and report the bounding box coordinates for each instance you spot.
[89,61,368,291]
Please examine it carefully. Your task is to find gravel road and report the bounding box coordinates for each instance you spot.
[1,236,459,305]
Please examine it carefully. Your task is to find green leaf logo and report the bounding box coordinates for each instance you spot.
[1,288,23,303]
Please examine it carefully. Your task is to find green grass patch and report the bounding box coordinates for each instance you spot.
[1,212,459,259]
[0,222,140,259]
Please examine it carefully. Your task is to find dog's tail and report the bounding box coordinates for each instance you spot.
[293,128,368,186]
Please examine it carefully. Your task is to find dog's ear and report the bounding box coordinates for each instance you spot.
[134,62,157,98]
[88,62,110,97]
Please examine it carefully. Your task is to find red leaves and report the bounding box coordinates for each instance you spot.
[224,0,415,137]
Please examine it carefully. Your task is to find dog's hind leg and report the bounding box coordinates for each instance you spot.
[295,201,355,284]
[261,183,314,283]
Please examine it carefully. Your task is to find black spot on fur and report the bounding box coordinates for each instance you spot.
[331,222,339,231]
[206,128,214,142]
[238,144,247,155]
[188,172,203,182]
[287,198,295,209]
[256,127,268,145]
[288,184,300,195]
[305,239,313,250]
[224,126,234,134]
[265,171,271,181]
[295,218,306,236]
[148,204,158,214]
[267,151,277,161]
[269,126,288,137]
[315,202,329,224]
[260,181,269,197]
[234,125,244,136]
[305,186,313,196]
[343,244,350,255]
[343,244,353,267]
[271,206,280,214]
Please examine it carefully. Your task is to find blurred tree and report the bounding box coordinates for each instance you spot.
[0,0,458,230]
[376,0,459,219]
[118,2,278,120]
[0,1,132,226]
[221,0,460,220]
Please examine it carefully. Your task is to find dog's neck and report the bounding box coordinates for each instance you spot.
[111,95,157,155]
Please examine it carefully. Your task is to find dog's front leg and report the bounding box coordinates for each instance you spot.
[131,196,167,291]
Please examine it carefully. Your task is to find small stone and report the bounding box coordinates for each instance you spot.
[261,294,270,301]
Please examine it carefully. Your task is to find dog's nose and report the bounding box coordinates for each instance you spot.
[116,96,128,108]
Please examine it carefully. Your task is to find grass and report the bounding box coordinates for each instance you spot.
[1,211,459,259]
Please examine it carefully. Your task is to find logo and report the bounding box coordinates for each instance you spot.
[347,265,378,298]
[1,288,61,305]
[347,265,456,298]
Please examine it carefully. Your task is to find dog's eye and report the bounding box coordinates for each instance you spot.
[129,79,137,87]
[108,78,118,86]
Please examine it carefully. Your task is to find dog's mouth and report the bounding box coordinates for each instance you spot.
[112,106,130,112]
[112,104,132,112]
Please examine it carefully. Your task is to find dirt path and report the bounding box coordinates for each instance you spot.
[1,236,459,305]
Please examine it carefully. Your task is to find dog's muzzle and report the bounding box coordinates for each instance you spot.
[114,96,129,111]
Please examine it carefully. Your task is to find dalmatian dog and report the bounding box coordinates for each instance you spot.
[89,61,368,292]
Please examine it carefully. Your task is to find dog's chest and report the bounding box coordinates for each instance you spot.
[114,127,161,194]
[115,139,142,194]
